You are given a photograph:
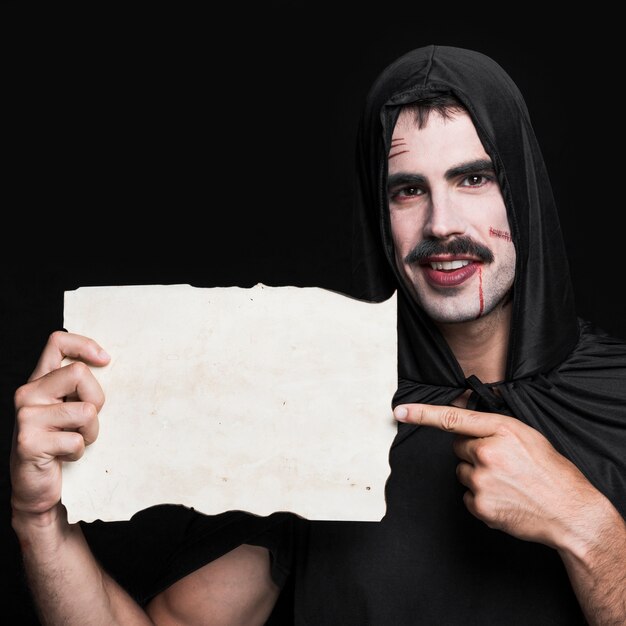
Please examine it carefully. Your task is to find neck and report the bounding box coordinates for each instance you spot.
[436,300,512,384]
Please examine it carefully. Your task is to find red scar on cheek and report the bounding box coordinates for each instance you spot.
[389,137,409,160]
[489,227,512,242]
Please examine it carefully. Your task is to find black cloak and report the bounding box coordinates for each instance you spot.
[289,45,626,625]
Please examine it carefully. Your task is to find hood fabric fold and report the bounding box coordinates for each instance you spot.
[351,44,626,517]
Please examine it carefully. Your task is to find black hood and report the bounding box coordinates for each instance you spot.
[351,45,626,517]
[352,44,578,384]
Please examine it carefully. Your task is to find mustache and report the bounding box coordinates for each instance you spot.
[404,237,495,264]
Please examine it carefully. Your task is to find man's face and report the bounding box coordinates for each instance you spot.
[387,108,516,323]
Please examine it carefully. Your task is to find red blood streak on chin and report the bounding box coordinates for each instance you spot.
[477,265,484,319]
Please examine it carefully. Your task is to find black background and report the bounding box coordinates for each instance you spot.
[2,4,624,623]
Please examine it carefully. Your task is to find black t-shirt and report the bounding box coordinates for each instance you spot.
[289,426,586,625]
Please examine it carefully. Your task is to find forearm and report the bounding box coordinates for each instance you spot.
[558,500,626,626]
[13,504,152,626]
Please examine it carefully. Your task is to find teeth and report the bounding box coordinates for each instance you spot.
[430,260,471,271]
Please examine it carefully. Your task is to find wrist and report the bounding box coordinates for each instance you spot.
[11,502,70,548]
[556,495,624,563]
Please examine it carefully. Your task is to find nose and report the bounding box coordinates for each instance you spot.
[422,189,467,240]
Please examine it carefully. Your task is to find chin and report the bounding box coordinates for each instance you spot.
[412,293,473,323]
[431,313,480,325]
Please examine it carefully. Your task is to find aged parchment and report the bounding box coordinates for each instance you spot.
[62,284,397,523]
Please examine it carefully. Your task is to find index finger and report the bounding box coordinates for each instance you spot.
[393,403,504,438]
[29,330,110,382]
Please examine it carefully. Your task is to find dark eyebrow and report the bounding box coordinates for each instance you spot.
[386,172,426,191]
[445,159,495,180]
[387,159,495,192]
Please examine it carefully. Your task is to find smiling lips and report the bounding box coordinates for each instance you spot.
[420,257,480,287]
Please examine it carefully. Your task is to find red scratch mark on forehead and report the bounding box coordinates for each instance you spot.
[389,138,409,160]
[489,227,512,242]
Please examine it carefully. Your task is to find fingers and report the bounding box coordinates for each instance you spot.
[457,466,483,523]
[16,360,106,411]
[10,400,99,516]
[13,401,99,462]
[394,403,504,438]
[456,461,474,489]
[457,464,489,525]
[462,490,479,520]
[29,330,110,382]
[452,436,474,463]
[11,334,108,519]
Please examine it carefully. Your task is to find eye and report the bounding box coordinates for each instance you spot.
[400,186,423,196]
[390,186,425,200]
[460,173,494,188]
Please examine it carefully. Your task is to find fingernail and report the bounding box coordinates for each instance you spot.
[98,349,110,361]
[394,406,408,421]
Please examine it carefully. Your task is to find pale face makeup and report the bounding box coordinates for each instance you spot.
[387,109,516,324]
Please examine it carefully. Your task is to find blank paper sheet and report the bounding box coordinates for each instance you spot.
[62,283,398,523]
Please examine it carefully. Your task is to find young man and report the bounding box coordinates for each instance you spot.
[288,46,626,624]
[10,46,626,624]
